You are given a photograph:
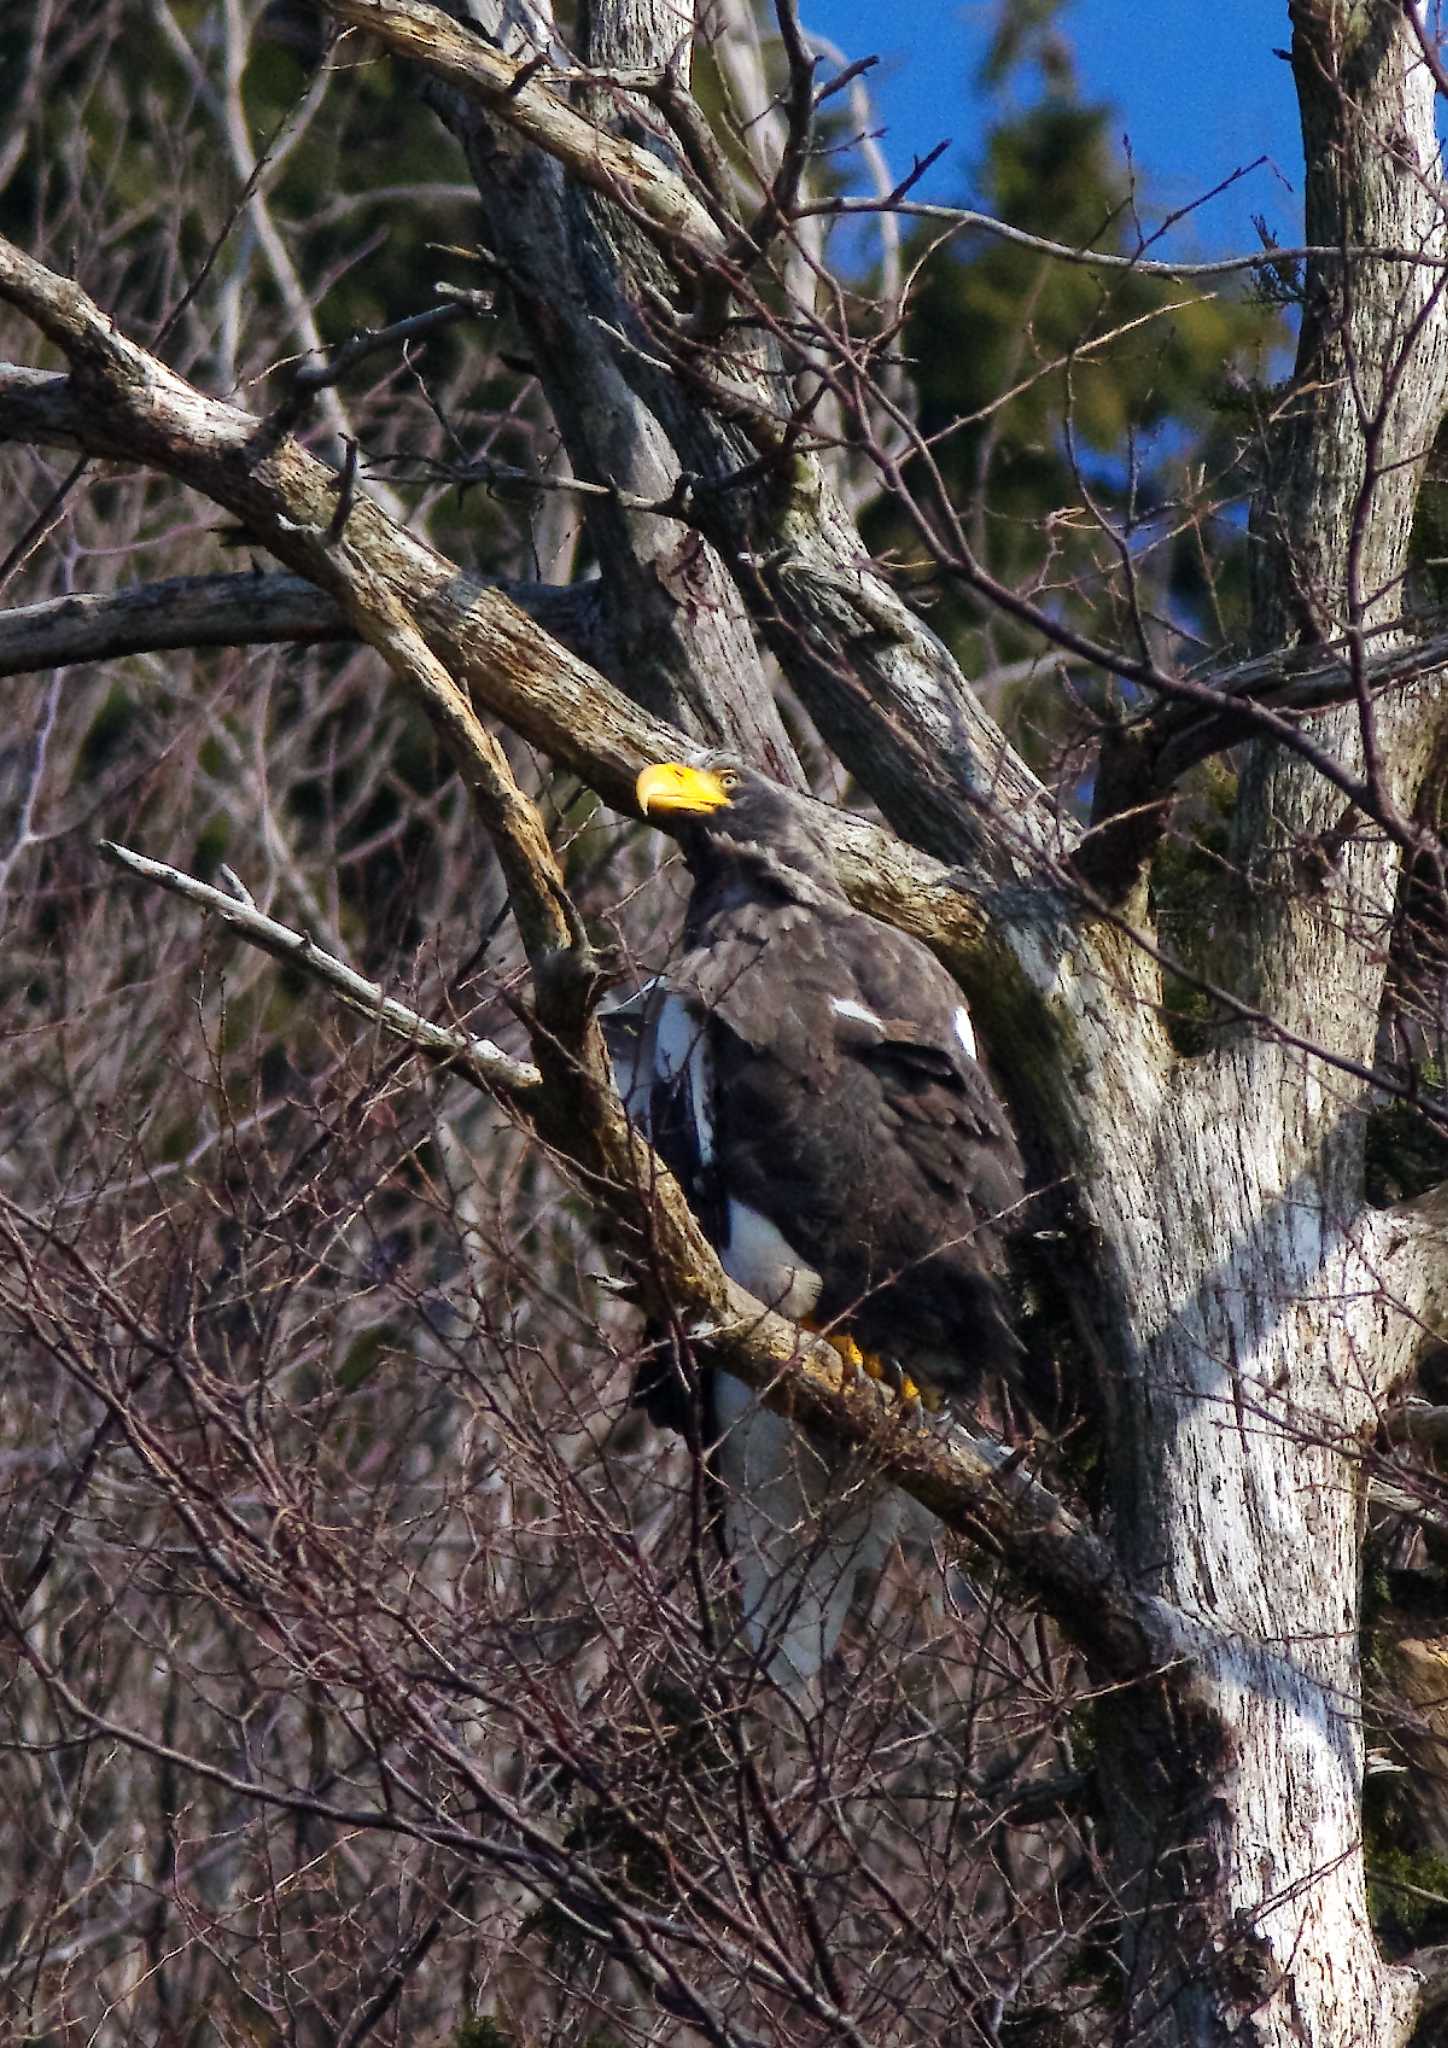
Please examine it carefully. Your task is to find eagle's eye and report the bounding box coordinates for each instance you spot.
[718,769,741,792]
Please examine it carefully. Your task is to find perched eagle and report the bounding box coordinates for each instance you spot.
[605,755,1025,1686]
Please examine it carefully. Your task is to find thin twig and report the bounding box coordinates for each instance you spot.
[292,299,480,396]
[795,197,1448,279]
[98,840,540,1100]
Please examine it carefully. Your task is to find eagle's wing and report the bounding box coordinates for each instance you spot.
[824,972,1026,1227]
[677,908,1025,1384]
[600,978,899,1693]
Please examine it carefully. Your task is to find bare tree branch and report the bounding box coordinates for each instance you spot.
[796,196,1448,279]
[97,840,540,1096]
[321,0,731,260]
[0,571,609,677]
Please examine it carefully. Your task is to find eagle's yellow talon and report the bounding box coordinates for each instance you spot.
[802,1319,868,1376]
[830,1335,888,1386]
[801,1319,940,1406]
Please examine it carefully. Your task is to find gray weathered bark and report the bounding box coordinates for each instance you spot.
[1082,8,1448,2040]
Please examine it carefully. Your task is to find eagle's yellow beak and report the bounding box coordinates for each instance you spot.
[636,762,732,816]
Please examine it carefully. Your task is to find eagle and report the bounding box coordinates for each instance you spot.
[604,755,1025,1687]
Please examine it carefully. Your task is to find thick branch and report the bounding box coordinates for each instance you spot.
[0,574,353,671]
[1367,1180,1448,1398]
[319,0,727,260]
[0,571,608,678]
[1079,623,1448,892]
[1149,624,1448,779]
[0,271,1016,995]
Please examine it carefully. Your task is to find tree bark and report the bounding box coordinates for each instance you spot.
[1086,8,1448,2040]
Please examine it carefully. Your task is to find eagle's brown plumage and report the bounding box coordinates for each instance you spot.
[634,754,1024,1398]
[607,755,1026,1685]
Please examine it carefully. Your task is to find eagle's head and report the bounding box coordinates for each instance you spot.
[636,753,842,899]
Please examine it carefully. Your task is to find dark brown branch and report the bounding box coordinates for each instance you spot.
[1076,626,1448,896]
[290,297,480,396]
[0,573,354,672]
[731,0,816,269]
[0,571,607,677]
[812,53,877,108]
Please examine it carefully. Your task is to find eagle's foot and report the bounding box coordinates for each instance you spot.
[804,1321,943,1413]
[804,1323,880,1389]
[882,1360,943,1412]
[806,1325,873,1382]
[860,1351,947,1414]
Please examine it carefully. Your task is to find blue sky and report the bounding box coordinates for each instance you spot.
[806,0,1304,259]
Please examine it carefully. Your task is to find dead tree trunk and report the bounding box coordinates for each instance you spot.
[1081,8,1448,2040]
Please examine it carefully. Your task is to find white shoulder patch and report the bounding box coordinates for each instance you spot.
[652,991,697,1081]
[654,992,715,1167]
[953,1005,977,1061]
[830,996,886,1033]
[600,980,667,1113]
